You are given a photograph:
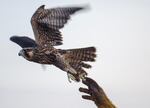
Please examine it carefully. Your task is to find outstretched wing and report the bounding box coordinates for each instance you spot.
[31,5,85,46]
[10,36,37,48]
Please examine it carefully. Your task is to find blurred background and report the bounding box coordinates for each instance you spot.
[0,0,150,108]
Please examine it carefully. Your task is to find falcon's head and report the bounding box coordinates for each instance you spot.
[18,48,34,61]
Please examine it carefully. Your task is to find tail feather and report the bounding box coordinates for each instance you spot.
[69,61,91,69]
[60,46,96,82]
[65,47,96,62]
[79,62,91,68]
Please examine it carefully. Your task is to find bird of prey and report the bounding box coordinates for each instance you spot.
[10,5,96,82]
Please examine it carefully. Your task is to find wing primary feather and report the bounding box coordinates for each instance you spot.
[31,5,89,46]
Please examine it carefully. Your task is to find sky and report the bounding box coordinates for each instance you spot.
[0,0,150,108]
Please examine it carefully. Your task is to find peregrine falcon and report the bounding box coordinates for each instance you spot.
[10,5,96,82]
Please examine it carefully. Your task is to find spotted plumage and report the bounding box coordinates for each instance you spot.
[10,5,96,82]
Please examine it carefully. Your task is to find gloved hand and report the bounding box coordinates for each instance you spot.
[79,77,116,108]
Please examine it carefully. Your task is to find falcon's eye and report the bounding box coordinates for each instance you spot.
[23,50,29,58]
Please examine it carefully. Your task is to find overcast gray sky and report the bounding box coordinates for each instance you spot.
[0,0,150,108]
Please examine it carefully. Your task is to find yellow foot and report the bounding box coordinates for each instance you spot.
[67,73,76,82]
[79,73,87,81]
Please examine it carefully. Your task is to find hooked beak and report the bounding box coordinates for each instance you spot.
[18,50,24,56]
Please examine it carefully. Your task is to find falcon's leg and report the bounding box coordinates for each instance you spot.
[67,73,76,83]
[67,73,72,83]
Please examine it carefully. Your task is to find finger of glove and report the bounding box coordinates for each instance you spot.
[79,87,90,94]
[83,77,100,90]
[82,95,93,101]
